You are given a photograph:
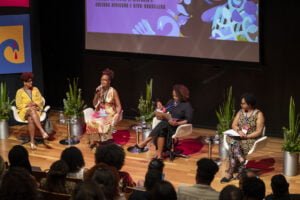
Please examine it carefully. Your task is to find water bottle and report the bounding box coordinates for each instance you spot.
[59,111,65,124]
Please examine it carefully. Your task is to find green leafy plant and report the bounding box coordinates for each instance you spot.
[63,78,86,117]
[282,97,300,152]
[137,79,155,123]
[0,82,14,120]
[216,86,235,136]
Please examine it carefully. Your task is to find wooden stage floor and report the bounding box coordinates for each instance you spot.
[1,111,299,194]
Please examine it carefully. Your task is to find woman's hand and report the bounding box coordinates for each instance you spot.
[238,131,247,139]
[168,119,178,126]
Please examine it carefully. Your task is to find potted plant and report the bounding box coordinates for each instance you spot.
[282,96,300,176]
[136,79,155,136]
[63,78,86,138]
[216,86,235,159]
[0,82,14,139]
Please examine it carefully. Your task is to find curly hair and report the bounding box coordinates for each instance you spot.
[20,72,34,82]
[173,84,190,102]
[95,143,125,170]
[102,68,114,80]
[43,160,69,194]
[85,163,120,199]
[61,146,85,173]
[0,167,38,200]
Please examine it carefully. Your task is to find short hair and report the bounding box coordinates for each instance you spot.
[72,181,106,200]
[102,68,114,80]
[196,158,219,185]
[241,93,256,107]
[20,72,33,82]
[61,146,85,173]
[238,168,257,189]
[8,145,32,174]
[151,180,177,200]
[271,174,289,197]
[173,84,190,102]
[95,143,125,170]
[242,177,265,200]
[0,167,38,200]
[148,158,165,173]
[43,160,69,194]
[144,169,163,191]
[219,185,243,200]
[86,163,120,199]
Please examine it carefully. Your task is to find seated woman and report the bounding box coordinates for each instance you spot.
[133,84,193,159]
[40,160,76,194]
[86,68,122,148]
[221,93,265,183]
[60,146,86,180]
[15,72,49,150]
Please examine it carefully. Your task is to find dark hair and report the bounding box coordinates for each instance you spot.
[20,72,33,82]
[95,143,125,170]
[173,84,190,102]
[0,167,38,200]
[151,180,177,200]
[43,160,69,194]
[196,158,219,185]
[148,158,165,173]
[242,177,265,200]
[241,93,256,107]
[238,168,257,189]
[61,146,85,173]
[72,181,106,200]
[0,155,5,178]
[271,174,289,197]
[102,68,114,80]
[144,169,163,191]
[86,163,120,199]
[8,145,32,173]
[219,185,243,200]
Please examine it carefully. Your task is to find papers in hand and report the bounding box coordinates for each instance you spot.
[155,111,172,120]
[223,129,240,137]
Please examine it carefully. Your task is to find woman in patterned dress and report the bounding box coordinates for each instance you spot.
[86,68,122,148]
[221,93,265,183]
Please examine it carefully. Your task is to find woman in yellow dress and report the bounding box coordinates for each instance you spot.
[15,72,49,149]
[86,68,122,148]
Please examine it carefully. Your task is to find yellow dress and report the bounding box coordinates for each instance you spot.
[15,87,44,121]
[86,87,118,142]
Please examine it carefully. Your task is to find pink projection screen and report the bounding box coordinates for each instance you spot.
[0,0,29,7]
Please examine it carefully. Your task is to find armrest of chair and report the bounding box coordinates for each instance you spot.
[43,105,50,113]
[223,134,230,151]
[247,136,268,155]
[11,106,26,123]
[172,124,193,139]
[83,108,95,123]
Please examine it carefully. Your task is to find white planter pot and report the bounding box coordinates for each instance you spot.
[0,120,9,139]
[283,151,299,176]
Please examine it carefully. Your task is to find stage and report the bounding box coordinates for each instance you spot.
[0,111,299,195]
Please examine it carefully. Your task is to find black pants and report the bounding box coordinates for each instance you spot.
[149,120,177,150]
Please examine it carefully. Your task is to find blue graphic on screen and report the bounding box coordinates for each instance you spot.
[201,0,259,42]
[0,14,32,74]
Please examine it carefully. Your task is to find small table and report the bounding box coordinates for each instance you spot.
[59,118,80,145]
[204,136,222,166]
[127,125,150,153]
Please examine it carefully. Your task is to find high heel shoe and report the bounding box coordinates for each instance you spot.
[30,143,37,150]
[220,175,233,183]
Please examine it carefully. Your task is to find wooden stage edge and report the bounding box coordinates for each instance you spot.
[1,111,299,194]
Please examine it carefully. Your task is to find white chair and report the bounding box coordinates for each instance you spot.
[152,117,193,161]
[11,97,51,144]
[11,97,50,123]
[223,127,267,164]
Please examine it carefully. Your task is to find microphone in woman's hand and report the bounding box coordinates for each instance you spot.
[95,85,102,93]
